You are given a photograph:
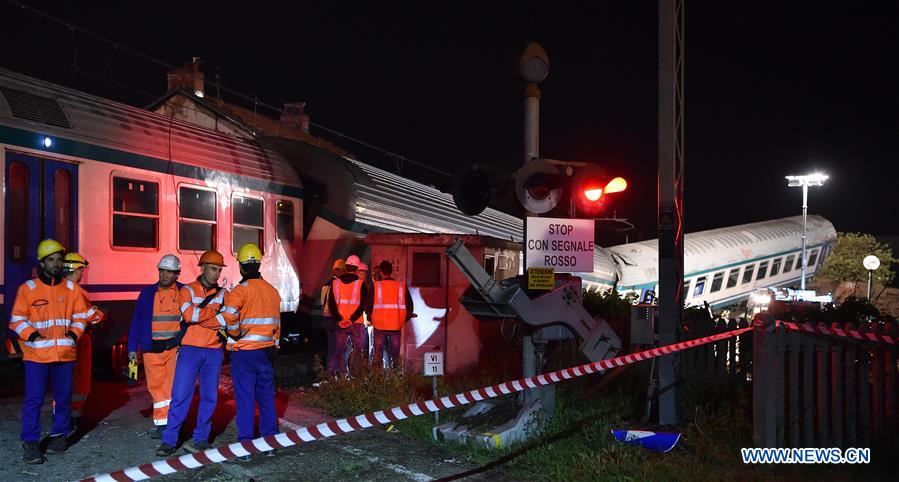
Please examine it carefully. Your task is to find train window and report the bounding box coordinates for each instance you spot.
[726,268,740,289]
[770,257,782,276]
[741,265,755,285]
[756,261,769,280]
[54,169,73,250]
[710,272,724,293]
[793,255,802,271]
[484,255,496,277]
[112,177,159,249]
[276,200,294,243]
[693,276,706,297]
[232,195,264,254]
[179,186,216,251]
[683,280,691,298]
[808,249,819,267]
[784,255,795,272]
[9,162,28,261]
[411,252,442,287]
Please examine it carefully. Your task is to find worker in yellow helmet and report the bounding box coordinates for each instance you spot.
[62,253,105,431]
[321,259,346,374]
[220,243,281,460]
[11,240,92,463]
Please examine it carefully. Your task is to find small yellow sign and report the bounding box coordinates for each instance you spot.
[528,267,555,290]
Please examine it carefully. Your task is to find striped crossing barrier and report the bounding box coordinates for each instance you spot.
[775,320,897,345]
[81,325,753,482]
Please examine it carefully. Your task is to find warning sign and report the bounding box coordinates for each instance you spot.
[528,267,555,290]
[526,217,595,273]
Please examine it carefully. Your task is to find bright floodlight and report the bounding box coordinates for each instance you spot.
[785,173,828,187]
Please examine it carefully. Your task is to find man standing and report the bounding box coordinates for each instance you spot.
[127,254,183,437]
[157,250,226,456]
[63,253,105,431]
[368,261,414,368]
[11,239,91,464]
[327,255,368,375]
[321,259,345,374]
[221,243,281,461]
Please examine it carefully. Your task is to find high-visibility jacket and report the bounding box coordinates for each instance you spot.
[75,286,105,329]
[220,277,281,351]
[178,279,225,348]
[331,278,364,322]
[152,284,181,340]
[370,279,410,331]
[10,278,91,363]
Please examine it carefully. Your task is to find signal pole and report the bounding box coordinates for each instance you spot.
[657,0,684,425]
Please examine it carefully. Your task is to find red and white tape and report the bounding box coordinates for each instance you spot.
[81,325,752,482]
[778,320,897,345]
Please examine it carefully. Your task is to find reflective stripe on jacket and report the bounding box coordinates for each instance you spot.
[370,280,407,331]
[332,279,363,322]
[221,278,281,351]
[152,284,182,340]
[10,278,91,363]
[178,280,225,348]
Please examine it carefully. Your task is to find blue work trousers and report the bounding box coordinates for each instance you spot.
[22,361,74,442]
[162,346,223,446]
[230,349,277,441]
[330,323,366,375]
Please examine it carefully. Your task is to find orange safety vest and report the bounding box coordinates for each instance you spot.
[220,278,281,351]
[332,279,363,322]
[9,278,91,363]
[178,280,225,348]
[152,284,182,340]
[370,279,407,331]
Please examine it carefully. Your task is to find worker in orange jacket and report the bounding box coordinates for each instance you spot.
[367,260,414,368]
[327,255,368,375]
[11,239,92,464]
[157,250,226,457]
[221,243,281,460]
[62,253,105,431]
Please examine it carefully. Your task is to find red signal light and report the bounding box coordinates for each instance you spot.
[583,187,603,201]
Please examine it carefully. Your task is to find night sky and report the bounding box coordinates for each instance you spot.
[2,1,896,245]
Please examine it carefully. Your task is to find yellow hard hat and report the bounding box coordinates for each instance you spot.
[63,252,89,270]
[37,239,65,260]
[237,243,262,264]
[332,259,346,270]
[198,250,226,267]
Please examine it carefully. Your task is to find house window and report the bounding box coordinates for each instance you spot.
[784,255,795,272]
[276,200,294,242]
[232,195,264,253]
[112,177,158,249]
[726,268,740,289]
[411,252,442,287]
[742,265,755,285]
[710,272,725,293]
[757,261,769,280]
[693,276,707,297]
[770,257,782,277]
[179,186,216,251]
[808,249,819,267]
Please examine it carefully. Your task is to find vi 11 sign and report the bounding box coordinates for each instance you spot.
[526,217,595,273]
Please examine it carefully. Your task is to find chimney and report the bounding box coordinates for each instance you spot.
[167,57,205,98]
[280,102,310,133]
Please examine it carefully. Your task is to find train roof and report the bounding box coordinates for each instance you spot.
[608,215,837,288]
[0,68,300,192]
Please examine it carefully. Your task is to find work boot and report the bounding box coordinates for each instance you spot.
[46,434,68,454]
[184,439,210,453]
[156,443,176,457]
[151,425,165,439]
[22,442,42,464]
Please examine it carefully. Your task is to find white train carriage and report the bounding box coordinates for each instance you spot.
[607,215,837,308]
[0,68,303,358]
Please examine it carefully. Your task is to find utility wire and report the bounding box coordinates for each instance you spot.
[5,0,453,179]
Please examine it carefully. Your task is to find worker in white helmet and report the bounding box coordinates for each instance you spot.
[127,254,183,437]
[326,254,369,375]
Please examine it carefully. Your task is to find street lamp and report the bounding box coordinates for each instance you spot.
[863,255,880,301]
[785,173,828,290]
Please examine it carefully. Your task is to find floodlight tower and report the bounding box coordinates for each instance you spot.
[785,173,828,290]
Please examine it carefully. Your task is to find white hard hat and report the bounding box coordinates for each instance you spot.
[157,254,181,271]
[345,255,361,268]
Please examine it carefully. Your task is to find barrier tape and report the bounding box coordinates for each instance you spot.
[777,320,897,345]
[81,325,752,482]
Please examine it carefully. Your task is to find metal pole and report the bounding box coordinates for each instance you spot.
[522,84,540,387]
[867,270,873,301]
[801,184,808,290]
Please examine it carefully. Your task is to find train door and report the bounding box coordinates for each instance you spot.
[402,247,448,370]
[4,152,78,354]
